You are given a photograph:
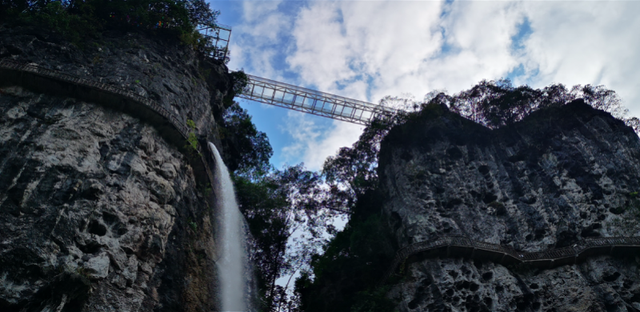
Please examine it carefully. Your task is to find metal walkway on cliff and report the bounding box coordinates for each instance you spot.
[380,235,640,285]
[3,60,640,280]
[237,75,397,126]
[200,24,396,125]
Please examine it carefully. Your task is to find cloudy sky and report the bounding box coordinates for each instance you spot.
[210,0,640,171]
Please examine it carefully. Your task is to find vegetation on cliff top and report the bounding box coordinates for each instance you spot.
[1,0,221,53]
[295,80,636,312]
[224,80,636,312]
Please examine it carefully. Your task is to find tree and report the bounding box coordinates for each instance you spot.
[447,79,629,130]
[234,164,346,312]
[297,80,634,312]
[1,0,222,51]
[220,102,273,176]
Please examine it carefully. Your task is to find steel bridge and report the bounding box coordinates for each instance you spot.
[238,75,397,126]
[199,23,396,125]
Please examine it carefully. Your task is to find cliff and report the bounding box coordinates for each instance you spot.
[0,25,233,311]
[379,101,640,311]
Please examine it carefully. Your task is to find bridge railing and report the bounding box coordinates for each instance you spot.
[198,24,232,62]
[238,75,397,125]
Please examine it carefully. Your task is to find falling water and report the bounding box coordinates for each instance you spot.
[209,142,247,312]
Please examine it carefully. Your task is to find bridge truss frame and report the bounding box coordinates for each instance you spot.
[199,23,232,62]
[238,75,397,126]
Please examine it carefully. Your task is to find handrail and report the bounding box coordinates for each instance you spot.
[380,235,640,285]
[238,74,398,125]
[0,59,215,188]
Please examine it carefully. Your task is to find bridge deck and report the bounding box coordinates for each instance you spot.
[238,75,397,125]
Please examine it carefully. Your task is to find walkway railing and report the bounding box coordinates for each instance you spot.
[380,235,640,285]
[0,59,214,187]
[238,75,397,125]
[198,23,232,62]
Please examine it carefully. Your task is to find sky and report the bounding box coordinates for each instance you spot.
[209,0,640,172]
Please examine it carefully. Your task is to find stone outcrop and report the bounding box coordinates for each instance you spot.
[379,101,640,311]
[0,25,233,311]
[0,24,233,145]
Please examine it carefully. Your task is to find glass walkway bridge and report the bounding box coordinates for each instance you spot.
[238,75,398,126]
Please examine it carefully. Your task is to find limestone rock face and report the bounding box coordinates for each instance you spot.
[379,102,640,311]
[0,24,233,144]
[0,26,230,312]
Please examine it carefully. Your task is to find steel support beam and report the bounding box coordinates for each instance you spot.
[237,75,397,125]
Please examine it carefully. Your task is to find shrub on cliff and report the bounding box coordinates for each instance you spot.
[322,81,629,214]
[448,80,628,129]
[298,80,633,312]
[1,0,220,51]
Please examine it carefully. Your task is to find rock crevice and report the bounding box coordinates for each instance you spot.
[379,101,640,311]
[0,26,231,312]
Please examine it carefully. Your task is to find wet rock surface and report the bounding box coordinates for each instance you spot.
[379,102,640,311]
[0,25,229,312]
[0,87,220,311]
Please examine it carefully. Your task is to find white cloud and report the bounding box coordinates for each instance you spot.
[519,0,640,116]
[282,1,527,167]
[280,110,363,171]
[227,0,291,78]
[287,1,445,98]
[280,111,322,166]
[233,0,640,170]
[302,121,363,171]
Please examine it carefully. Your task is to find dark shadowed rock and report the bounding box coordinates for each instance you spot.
[379,101,640,311]
[0,26,233,312]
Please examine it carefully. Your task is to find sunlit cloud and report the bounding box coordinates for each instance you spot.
[519,0,640,116]
[227,0,290,79]
[227,0,640,170]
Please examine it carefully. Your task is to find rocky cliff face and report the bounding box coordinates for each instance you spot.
[379,101,640,311]
[0,25,232,311]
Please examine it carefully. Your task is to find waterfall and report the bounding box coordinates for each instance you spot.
[209,142,247,312]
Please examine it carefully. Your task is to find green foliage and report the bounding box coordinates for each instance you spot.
[2,0,221,50]
[220,102,273,175]
[224,70,249,107]
[295,191,396,312]
[350,287,397,312]
[186,132,198,152]
[184,118,200,155]
[234,164,343,312]
[230,70,249,95]
[322,113,408,213]
[219,101,349,310]
[448,79,627,129]
[186,118,196,130]
[9,0,101,45]
[189,220,197,232]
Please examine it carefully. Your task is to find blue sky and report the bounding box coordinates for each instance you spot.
[209,0,640,171]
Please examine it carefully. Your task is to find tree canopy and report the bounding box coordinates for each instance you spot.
[221,102,346,312]
[1,0,221,51]
[295,80,634,312]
